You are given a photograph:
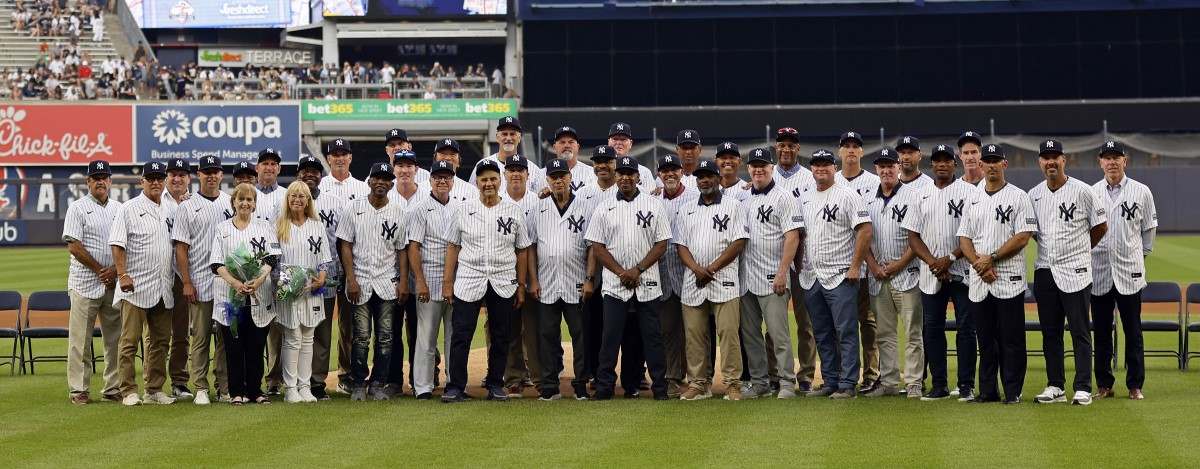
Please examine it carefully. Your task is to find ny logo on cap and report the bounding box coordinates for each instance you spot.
[849,132,859,138]
[504,117,514,123]
[206,157,215,164]
[622,157,631,165]
[616,123,625,130]
[552,160,562,168]
[444,139,452,145]
[96,162,104,169]
[598,147,608,154]
[173,160,183,168]
[664,156,673,163]
[937,145,948,152]
[903,137,912,143]
[561,126,570,132]
[335,139,344,145]
[684,131,692,138]
[151,163,161,170]
[987,145,997,152]
[265,147,274,153]
[1045,140,1056,148]
[390,130,399,136]
[723,143,733,149]
[1107,141,1116,148]
[699,161,710,169]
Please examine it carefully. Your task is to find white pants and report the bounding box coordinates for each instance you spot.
[92,26,102,42]
[413,299,453,395]
[282,325,315,390]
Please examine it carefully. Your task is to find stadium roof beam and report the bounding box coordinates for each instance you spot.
[335,21,508,40]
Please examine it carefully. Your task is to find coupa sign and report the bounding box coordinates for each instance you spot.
[135,104,299,164]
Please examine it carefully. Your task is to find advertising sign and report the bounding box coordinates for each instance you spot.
[302,99,516,121]
[198,48,315,67]
[0,104,134,166]
[324,0,506,18]
[135,104,300,164]
[140,0,292,28]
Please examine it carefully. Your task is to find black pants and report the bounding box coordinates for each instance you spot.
[1034,269,1093,393]
[582,278,644,391]
[922,280,977,392]
[310,296,336,392]
[387,295,422,388]
[975,294,1026,401]
[538,300,587,392]
[1092,287,1145,390]
[447,285,513,393]
[219,308,268,400]
[596,295,667,398]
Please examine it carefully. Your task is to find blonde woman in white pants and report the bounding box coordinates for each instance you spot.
[275,181,332,403]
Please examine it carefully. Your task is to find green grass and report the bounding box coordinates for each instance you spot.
[2,238,1200,467]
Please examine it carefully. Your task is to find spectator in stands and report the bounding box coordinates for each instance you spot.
[90,10,102,42]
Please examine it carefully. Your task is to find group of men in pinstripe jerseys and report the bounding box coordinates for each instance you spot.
[62,116,1158,406]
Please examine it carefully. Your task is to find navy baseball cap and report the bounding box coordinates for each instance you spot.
[957,131,983,148]
[873,148,898,165]
[327,138,351,154]
[839,131,864,146]
[257,147,281,163]
[1099,140,1126,157]
[1039,139,1064,157]
[693,159,719,177]
[87,160,111,177]
[430,160,455,176]
[198,155,223,172]
[676,129,701,146]
[716,142,740,158]
[369,162,395,180]
[776,127,799,142]
[810,149,837,165]
[657,154,682,171]
[747,147,773,165]
[553,126,579,142]
[546,158,570,175]
[505,155,529,170]
[592,145,616,162]
[930,144,957,161]
[608,122,632,138]
[142,161,167,178]
[475,159,502,176]
[497,116,522,132]
[232,161,256,176]
[615,156,639,174]
[896,136,920,152]
[166,158,189,173]
[393,150,418,165]
[385,128,407,143]
[297,154,323,172]
[434,138,461,153]
[981,143,1006,161]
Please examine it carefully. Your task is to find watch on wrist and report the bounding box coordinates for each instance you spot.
[948,253,958,262]
[989,251,998,259]
[637,265,646,274]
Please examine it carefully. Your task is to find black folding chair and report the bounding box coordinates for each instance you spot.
[1183,284,1200,370]
[0,291,22,375]
[1134,282,1184,370]
[21,291,72,374]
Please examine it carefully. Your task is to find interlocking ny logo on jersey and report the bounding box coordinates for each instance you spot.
[307,236,323,255]
[891,204,909,223]
[570,180,585,191]
[496,217,515,236]
[1120,201,1140,221]
[1058,202,1077,222]
[319,210,337,228]
[566,215,585,233]
[947,199,964,218]
[994,205,1013,223]
[756,206,774,224]
[165,218,174,233]
[820,204,839,222]
[249,237,267,254]
[712,214,730,232]
[380,221,398,240]
[636,210,655,228]
[222,208,234,220]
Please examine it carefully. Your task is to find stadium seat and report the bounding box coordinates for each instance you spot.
[0,291,22,375]
[21,291,71,374]
[1134,282,1184,370]
[1184,284,1200,369]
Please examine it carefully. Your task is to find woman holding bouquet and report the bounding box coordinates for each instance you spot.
[210,183,280,405]
[274,181,332,403]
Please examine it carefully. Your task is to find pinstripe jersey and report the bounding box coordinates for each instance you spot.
[720,179,751,202]
[471,154,546,194]
[503,190,541,222]
[584,190,673,301]
[209,219,280,327]
[313,191,344,298]
[656,186,700,299]
[446,198,533,302]
[675,193,749,306]
[797,184,871,290]
[1029,177,1107,293]
[406,193,460,297]
[386,186,417,210]
[172,192,234,302]
[318,174,370,204]
[899,172,934,191]
[108,194,174,310]
[776,174,818,289]
[256,185,287,222]
[539,160,595,192]
[902,178,981,295]
[62,195,122,299]
[865,184,920,295]
[739,181,802,296]
[836,169,881,198]
[529,194,592,304]
[956,183,1038,302]
[575,182,618,216]
[415,177,478,206]
[1090,176,1157,295]
[335,198,407,305]
[161,191,186,238]
[275,218,333,328]
[773,164,814,190]
[414,167,431,184]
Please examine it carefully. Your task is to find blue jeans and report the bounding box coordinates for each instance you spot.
[921,280,976,391]
[351,293,395,386]
[806,279,861,391]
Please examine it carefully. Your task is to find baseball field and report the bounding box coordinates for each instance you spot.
[1,238,1198,467]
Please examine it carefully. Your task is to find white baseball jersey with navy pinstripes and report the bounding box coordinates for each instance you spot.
[256,185,287,222]
[313,191,344,298]
[406,193,459,299]
[1029,176,1107,293]
[797,184,871,290]
[575,182,618,216]
[775,170,818,289]
[541,160,596,192]
[172,192,233,302]
[674,193,748,306]
[471,154,546,194]
[446,198,532,302]
[899,172,934,191]
[836,169,881,198]
[865,184,920,296]
[63,195,122,299]
[415,177,478,206]
[209,219,280,327]
[1091,176,1157,295]
[318,175,369,204]
[956,183,1038,302]
[657,186,699,299]
[773,164,814,190]
[162,191,186,276]
[336,198,407,305]
[108,194,174,310]
[529,194,593,304]
[739,181,802,296]
[585,190,672,301]
[275,218,332,328]
[902,178,981,295]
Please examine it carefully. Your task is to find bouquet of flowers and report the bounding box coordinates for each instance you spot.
[222,244,267,337]
[275,264,315,303]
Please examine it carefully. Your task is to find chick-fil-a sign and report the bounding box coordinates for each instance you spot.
[0,104,133,165]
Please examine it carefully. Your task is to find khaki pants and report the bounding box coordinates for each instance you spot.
[857,283,880,383]
[188,301,227,393]
[67,289,121,397]
[789,273,817,385]
[118,300,171,397]
[167,277,190,387]
[682,298,742,389]
[504,299,541,387]
[872,281,924,388]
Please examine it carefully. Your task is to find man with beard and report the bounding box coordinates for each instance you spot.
[470,116,544,193]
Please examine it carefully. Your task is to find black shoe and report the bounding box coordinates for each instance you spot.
[858,380,880,395]
[416,392,433,400]
[1003,394,1022,405]
[538,389,562,401]
[624,390,640,399]
[573,385,591,400]
[266,385,281,396]
[653,392,669,401]
[594,391,614,401]
[486,386,509,401]
[797,381,813,393]
[920,388,951,401]
[441,388,466,403]
[769,381,781,395]
[973,394,1002,403]
[311,388,330,401]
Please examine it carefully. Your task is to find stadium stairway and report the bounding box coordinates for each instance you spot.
[0,0,121,70]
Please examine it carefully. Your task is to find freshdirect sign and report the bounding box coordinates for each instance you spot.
[135,104,299,163]
[0,104,134,165]
[198,47,315,67]
[302,99,517,121]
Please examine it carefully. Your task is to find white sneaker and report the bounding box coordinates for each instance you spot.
[284,388,302,404]
[1072,390,1092,406]
[143,391,176,405]
[777,387,798,399]
[121,393,141,406]
[298,387,318,403]
[194,389,210,406]
[1035,386,1067,404]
